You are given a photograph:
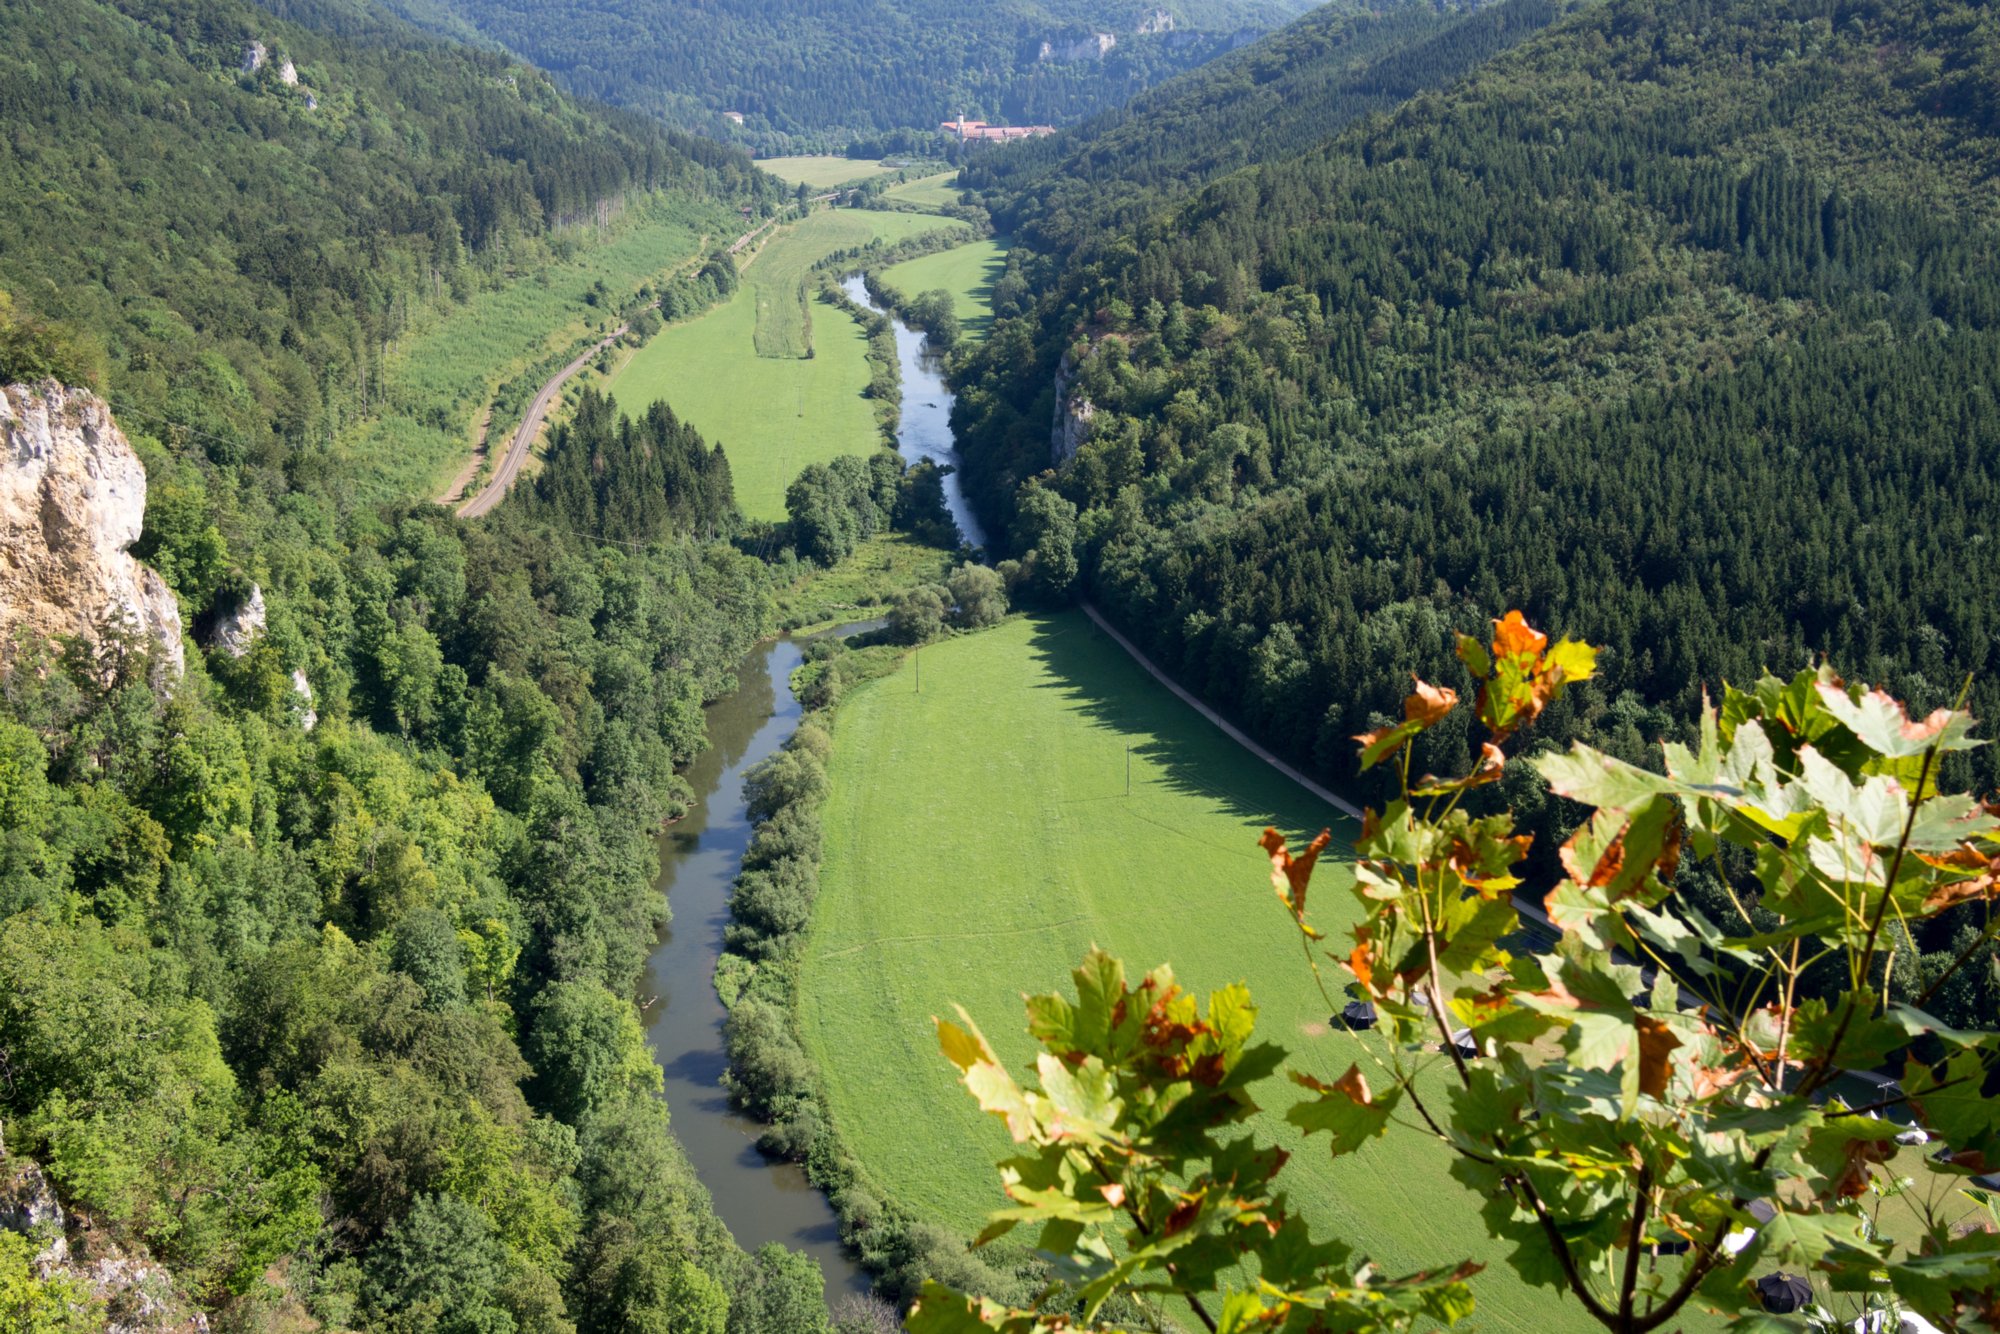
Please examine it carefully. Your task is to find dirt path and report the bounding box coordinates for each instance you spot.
[450,213,790,520]
[1078,602,1365,822]
[457,327,624,518]
[435,407,492,504]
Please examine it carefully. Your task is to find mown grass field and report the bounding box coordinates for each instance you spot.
[746,209,969,358]
[800,613,1620,1334]
[604,282,879,522]
[883,171,967,210]
[337,200,723,504]
[877,239,1008,342]
[758,156,902,189]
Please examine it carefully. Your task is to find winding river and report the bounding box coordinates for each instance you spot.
[637,279,988,1302]
[636,636,870,1297]
[843,274,988,550]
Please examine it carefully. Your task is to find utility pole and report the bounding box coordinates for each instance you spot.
[915,648,921,694]
[1126,745,1131,797]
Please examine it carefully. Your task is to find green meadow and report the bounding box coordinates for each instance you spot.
[604,283,878,521]
[800,613,1609,1334]
[337,198,724,505]
[883,171,967,210]
[757,156,903,189]
[876,239,1008,342]
[746,208,969,358]
[605,208,971,518]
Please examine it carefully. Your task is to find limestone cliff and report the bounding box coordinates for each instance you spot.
[0,381,184,678]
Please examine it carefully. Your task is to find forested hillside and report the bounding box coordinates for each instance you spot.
[379,0,1319,150]
[0,0,775,478]
[954,0,2000,1027]
[0,0,826,1326]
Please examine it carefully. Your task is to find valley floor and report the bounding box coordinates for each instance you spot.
[796,612,1619,1334]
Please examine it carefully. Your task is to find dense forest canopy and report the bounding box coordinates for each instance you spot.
[952,0,2000,1029]
[0,0,829,1326]
[371,0,1323,150]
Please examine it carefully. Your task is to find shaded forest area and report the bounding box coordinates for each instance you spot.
[953,0,2000,1028]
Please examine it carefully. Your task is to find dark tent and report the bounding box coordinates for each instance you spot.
[1339,1001,1377,1031]
[1447,1027,1479,1060]
[1755,1273,1813,1315]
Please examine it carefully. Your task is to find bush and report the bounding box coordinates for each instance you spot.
[946,564,1006,628]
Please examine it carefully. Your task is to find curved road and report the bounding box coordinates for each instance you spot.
[457,326,625,519]
[453,211,805,520]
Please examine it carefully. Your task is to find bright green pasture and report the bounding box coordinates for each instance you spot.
[746,209,969,358]
[337,199,723,505]
[883,172,967,210]
[758,156,901,189]
[799,613,1611,1334]
[604,284,880,521]
[876,239,1008,342]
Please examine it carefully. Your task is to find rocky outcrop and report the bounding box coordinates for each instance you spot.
[1136,8,1175,34]
[1050,353,1096,465]
[278,57,298,86]
[0,1156,69,1267]
[2,1150,209,1332]
[0,382,184,678]
[240,41,266,72]
[205,583,265,658]
[292,668,317,731]
[1039,31,1118,61]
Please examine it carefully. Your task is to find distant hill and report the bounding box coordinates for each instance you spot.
[952,0,2000,1028]
[0,0,773,470]
[380,0,1324,149]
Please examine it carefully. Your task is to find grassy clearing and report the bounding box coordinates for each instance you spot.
[746,209,969,359]
[758,156,902,189]
[801,613,1633,1334]
[774,533,957,633]
[883,172,968,210]
[876,239,1009,343]
[604,283,879,521]
[335,199,723,505]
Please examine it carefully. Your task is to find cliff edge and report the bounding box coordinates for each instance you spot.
[0,382,184,678]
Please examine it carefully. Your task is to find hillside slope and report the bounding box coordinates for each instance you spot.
[384,0,1322,148]
[954,0,2000,1026]
[0,0,813,1328]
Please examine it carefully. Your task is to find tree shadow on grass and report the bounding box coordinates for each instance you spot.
[1019,611,1358,851]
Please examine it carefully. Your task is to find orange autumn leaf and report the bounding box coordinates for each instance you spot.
[1332,1063,1373,1105]
[1635,1016,1683,1099]
[1261,826,1332,916]
[1492,610,1548,662]
[1404,677,1458,727]
[1347,937,1376,993]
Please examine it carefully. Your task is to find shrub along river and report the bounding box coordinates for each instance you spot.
[638,287,983,1299]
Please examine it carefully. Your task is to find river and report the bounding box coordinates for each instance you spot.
[636,636,870,1297]
[635,276,986,1305]
[842,274,988,550]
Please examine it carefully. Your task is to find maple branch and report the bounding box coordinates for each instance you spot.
[1416,890,1472,1088]
[1617,1165,1653,1331]
[1802,739,1940,1097]
[1513,1173,1617,1328]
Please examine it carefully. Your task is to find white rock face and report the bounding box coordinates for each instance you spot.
[206,583,265,657]
[278,57,298,85]
[0,382,184,678]
[241,41,266,72]
[292,667,317,731]
[0,1156,69,1268]
[1039,31,1118,61]
[1137,8,1175,34]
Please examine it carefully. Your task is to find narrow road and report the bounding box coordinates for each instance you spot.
[452,214,791,520]
[457,326,624,519]
[1079,601,1365,822]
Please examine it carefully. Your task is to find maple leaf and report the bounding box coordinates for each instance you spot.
[1405,677,1458,728]
[1261,826,1331,917]
[1635,1016,1682,1099]
[1492,610,1548,663]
